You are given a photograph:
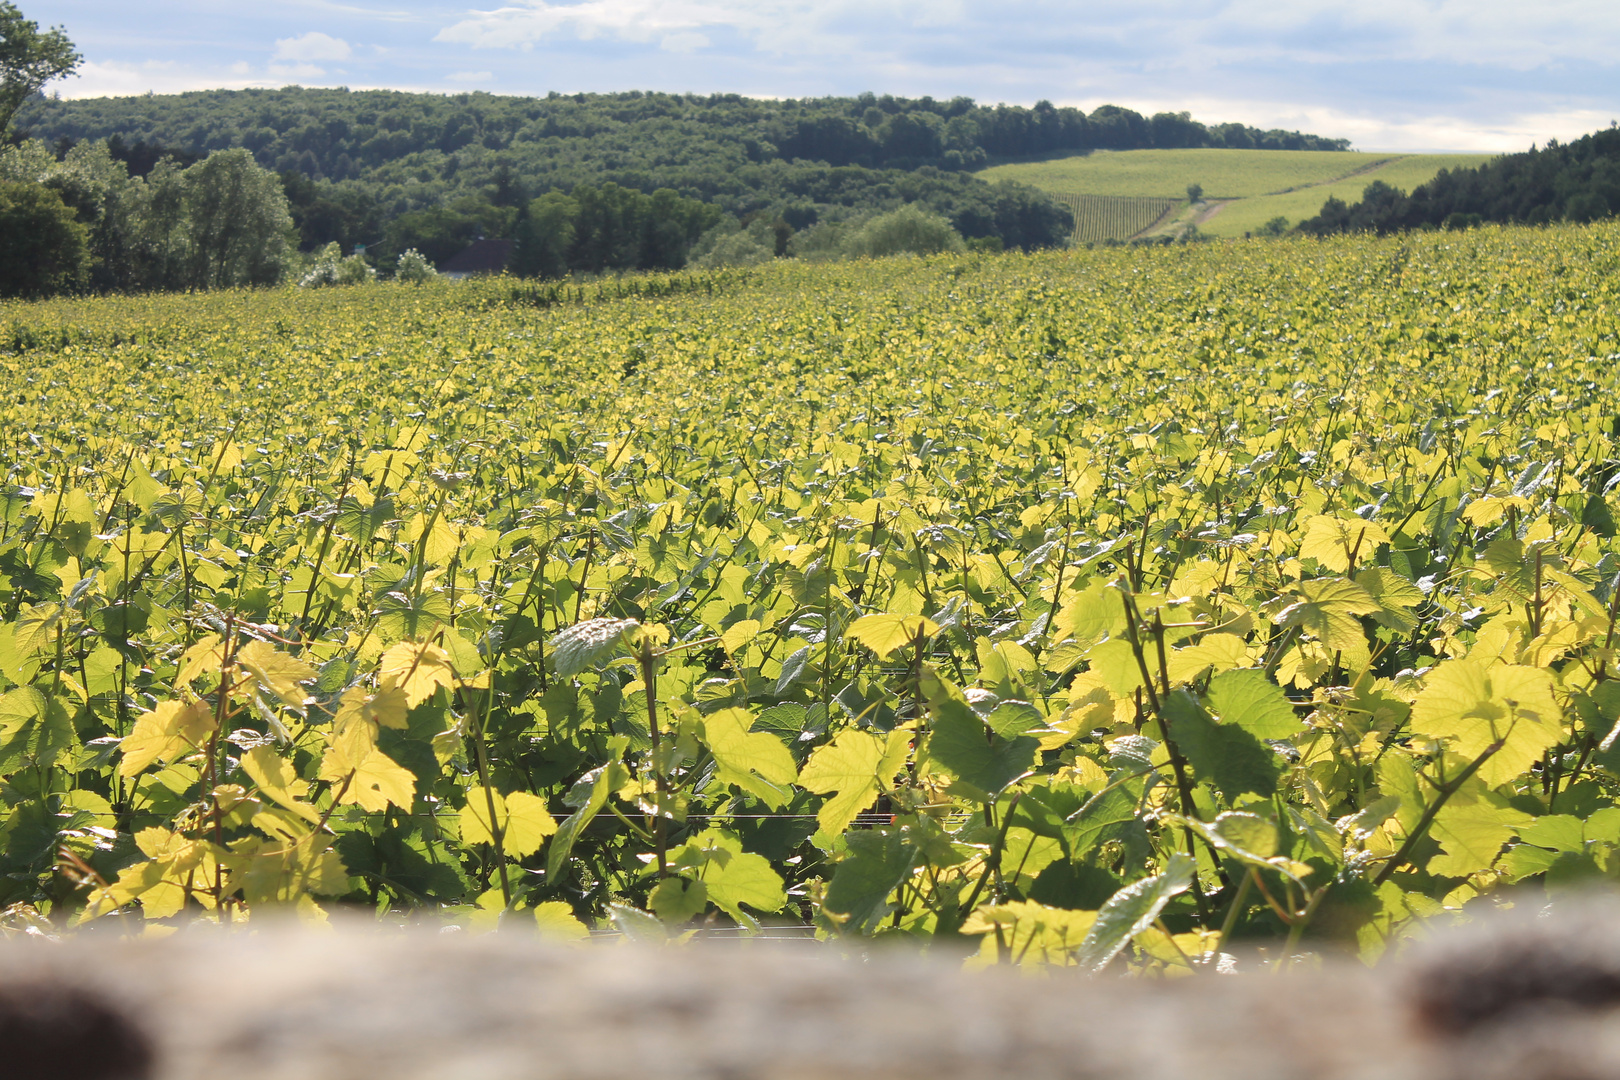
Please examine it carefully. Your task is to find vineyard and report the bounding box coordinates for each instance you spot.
[1056,194,1176,244]
[0,223,1618,969]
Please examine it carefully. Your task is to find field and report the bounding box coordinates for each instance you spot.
[982,149,1496,240]
[1056,193,1176,243]
[1,224,1618,966]
[1202,154,1498,236]
[979,149,1386,198]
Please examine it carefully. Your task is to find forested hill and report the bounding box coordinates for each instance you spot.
[1299,126,1620,235]
[15,88,1349,182]
[13,88,1349,256]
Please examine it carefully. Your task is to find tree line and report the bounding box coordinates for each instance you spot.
[0,141,290,297]
[13,86,1346,261]
[1298,126,1620,235]
[15,87,1350,184]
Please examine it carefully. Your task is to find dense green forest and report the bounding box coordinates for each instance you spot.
[13,87,1347,257]
[1300,126,1620,234]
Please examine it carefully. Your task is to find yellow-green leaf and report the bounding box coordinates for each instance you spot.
[119,699,215,777]
[238,745,318,822]
[699,707,798,810]
[798,728,911,835]
[846,613,939,659]
[1410,659,1562,786]
[236,640,318,712]
[1299,515,1390,572]
[378,640,456,708]
[342,749,418,812]
[533,900,591,941]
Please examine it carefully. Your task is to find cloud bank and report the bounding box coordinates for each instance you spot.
[24,0,1620,150]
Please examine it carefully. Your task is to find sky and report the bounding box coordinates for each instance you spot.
[20,0,1620,152]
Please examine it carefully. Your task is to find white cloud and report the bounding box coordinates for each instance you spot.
[660,32,710,53]
[273,31,354,62]
[432,0,1620,67]
[49,60,277,98]
[446,70,495,82]
[269,62,333,80]
[433,0,928,52]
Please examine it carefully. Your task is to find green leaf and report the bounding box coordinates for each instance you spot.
[677,829,785,923]
[1066,784,1143,861]
[847,613,939,659]
[0,687,74,777]
[923,700,1038,801]
[607,903,667,943]
[1165,633,1251,684]
[1518,814,1584,853]
[821,828,921,934]
[1354,566,1424,632]
[961,901,1097,966]
[650,876,709,924]
[1409,659,1562,787]
[1050,580,1126,648]
[1273,577,1380,653]
[551,618,639,678]
[533,900,590,941]
[1427,790,1533,878]
[919,669,1038,800]
[1205,669,1299,739]
[798,728,911,835]
[773,645,812,694]
[1074,852,1195,971]
[1340,794,1403,838]
[547,738,629,878]
[1165,690,1279,798]
[699,707,798,810]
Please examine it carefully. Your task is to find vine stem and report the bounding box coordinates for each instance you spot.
[637,635,669,879]
[458,680,511,908]
[1119,588,1212,922]
[1372,731,1510,887]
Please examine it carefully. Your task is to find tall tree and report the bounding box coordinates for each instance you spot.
[182,148,293,289]
[0,180,88,297]
[0,3,80,137]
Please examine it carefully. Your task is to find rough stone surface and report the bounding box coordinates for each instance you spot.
[3,901,1620,1080]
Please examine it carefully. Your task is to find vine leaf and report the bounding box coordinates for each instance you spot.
[820,828,920,935]
[1273,577,1380,653]
[846,613,939,659]
[699,707,797,810]
[1074,852,1196,972]
[1298,515,1390,572]
[798,728,912,835]
[461,786,558,857]
[673,829,785,924]
[1205,668,1299,739]
[239,745,318,822]
[378,639,457,707]
[550,617,640,678]
[236,640,318,712]
[1409,658,1561,786]
[118,698,214,777]
[533,901,591,941]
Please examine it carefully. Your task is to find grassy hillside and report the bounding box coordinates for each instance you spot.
[979,148,1495,240]
[979,149,1384,198]
[1202,153,1495,236]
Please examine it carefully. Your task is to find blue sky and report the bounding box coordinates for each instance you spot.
[23,0,1620,151]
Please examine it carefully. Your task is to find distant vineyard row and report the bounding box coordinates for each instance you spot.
[1052,193,1176,243]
